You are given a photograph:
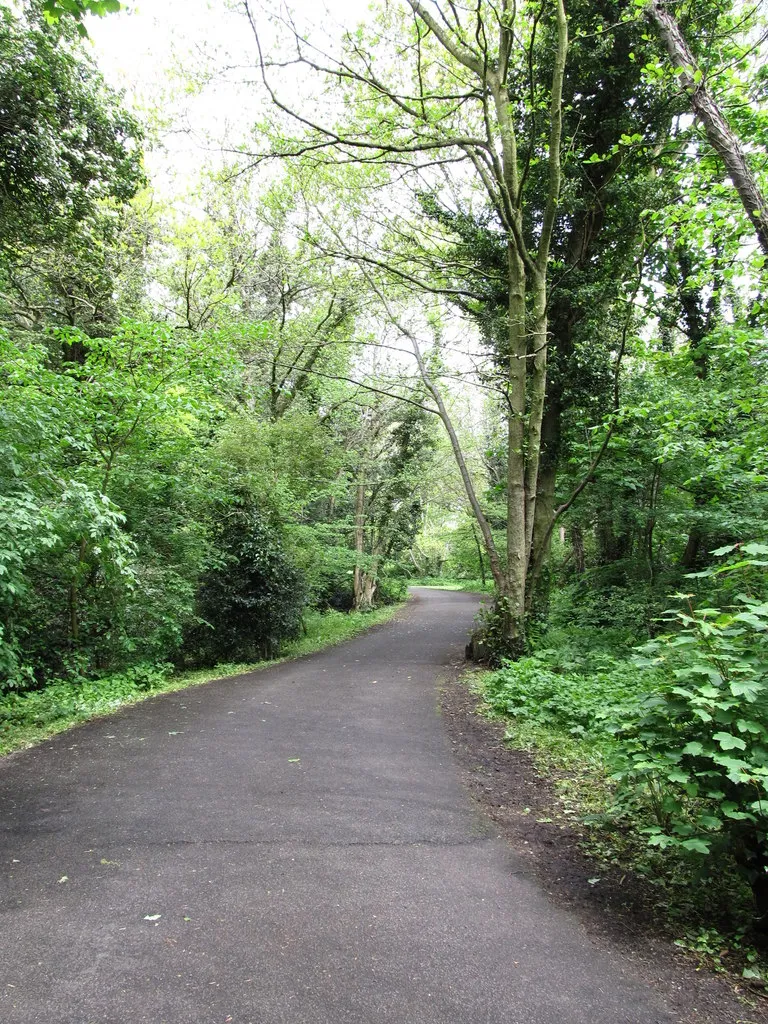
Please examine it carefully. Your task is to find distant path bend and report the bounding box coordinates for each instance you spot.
[0,588,673,1024]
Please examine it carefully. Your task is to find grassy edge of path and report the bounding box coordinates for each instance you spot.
[0,603,405,758]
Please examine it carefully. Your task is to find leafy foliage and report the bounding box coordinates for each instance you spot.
[484,653,647,741]
[614,546,768,902]
[189,502,306,664]
[41,0,121,37]
[482,545,768,932]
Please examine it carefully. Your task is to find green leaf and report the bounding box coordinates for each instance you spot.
[682,741,704,755]
[679,838,711,854]
[713,732,747,751]
[734,612,768,630]
[730,680,764,700]
[736,719,764,735]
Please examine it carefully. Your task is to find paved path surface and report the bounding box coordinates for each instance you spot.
[1,589,674,1024]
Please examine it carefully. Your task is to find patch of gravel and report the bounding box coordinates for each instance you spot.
[440,665,768,1024]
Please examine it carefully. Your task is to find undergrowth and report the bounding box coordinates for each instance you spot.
[479,544,768,981]
[480,658,762,976]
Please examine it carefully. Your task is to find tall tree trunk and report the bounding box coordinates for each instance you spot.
[674,245,721,566]
[470,522,487,586]
[528,398,561,617]
[68,538,87,647]
[571,525,586,575]
[352,469,369,610]
[504,239,529,652]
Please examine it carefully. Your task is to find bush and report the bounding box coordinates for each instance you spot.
[484,652,649,740]
[187,501,306,664]
[613,543,768,920]
[487,543,768,929]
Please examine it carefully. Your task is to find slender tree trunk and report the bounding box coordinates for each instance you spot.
[524,275,549,567]
[645,463,661,583]
[359,573,377,610]
[528,399,560,615]
[505,239,529,650]
[68,583,79,646]
[68,538,87,647]
[571,525,586,575]
[403,325,506,591]
[470,522,487,586]
[646,0,768,255]
[353,469,368,610]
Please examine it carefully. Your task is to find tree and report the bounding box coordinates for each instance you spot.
[406,0,682,613]
[645,0,768,256]
[0,4,144,251]
[154,173,362,421]
[0,323,240,681]
[250,0,568,652]
[349,399,436,610]
[0,3,146,337]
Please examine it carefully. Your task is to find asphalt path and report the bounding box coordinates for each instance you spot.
[1,588,674,1024]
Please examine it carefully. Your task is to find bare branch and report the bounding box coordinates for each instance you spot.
[406,0,484,75]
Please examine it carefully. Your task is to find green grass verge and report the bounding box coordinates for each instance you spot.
[0,603,404,757]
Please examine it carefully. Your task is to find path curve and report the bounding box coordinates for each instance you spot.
[1,589,673,1023]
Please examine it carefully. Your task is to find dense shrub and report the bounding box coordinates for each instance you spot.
[484,652,649,740]
[613,544,768,917]
[485,544,768,924]
[187,502,306,664]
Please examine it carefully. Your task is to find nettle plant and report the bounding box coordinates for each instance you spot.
[616,543,768,920]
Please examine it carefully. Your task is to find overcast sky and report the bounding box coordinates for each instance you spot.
[86,1,367,191]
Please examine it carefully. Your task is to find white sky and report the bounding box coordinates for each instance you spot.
[86,1,369,191]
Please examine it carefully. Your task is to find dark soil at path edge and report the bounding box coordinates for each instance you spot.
[440,666,768,1024]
